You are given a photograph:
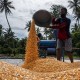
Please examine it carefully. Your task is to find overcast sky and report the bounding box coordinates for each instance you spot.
[0,0,74,39]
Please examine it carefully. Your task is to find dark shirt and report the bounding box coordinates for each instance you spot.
[52,17,71,40]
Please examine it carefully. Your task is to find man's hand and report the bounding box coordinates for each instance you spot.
[45,25,51,28]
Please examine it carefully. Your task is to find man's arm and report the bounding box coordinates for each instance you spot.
[46,22,66,29]
[46,18,67,29]
[46,18,60,28]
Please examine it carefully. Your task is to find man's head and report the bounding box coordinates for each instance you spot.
[61,7,67,18]
[37,33,42,39]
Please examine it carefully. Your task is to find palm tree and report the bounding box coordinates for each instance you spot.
[71,23,79,32]
[36,27,41,34]
[75,8,80,24]
[0,24,3,36]
[25,21,31,32]
[4,28,16,55]
[0,0,15,29]
[68,0,80,13]
[68,0,80,24]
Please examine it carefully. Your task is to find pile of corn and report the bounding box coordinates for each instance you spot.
[0,19,80,80]
[0,61,80,80]
[26,58,71,72]
[22,19,39,68]
[68,62,80,69]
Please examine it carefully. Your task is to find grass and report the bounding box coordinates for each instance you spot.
[0,53,25,59]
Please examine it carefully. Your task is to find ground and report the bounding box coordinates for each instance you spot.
[0,57,80,66]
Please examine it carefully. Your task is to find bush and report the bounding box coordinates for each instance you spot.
[76,42,80,57]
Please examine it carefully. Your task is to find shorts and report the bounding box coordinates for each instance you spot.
[56,38,72,52]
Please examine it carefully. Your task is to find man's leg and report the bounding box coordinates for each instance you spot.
[65,38,73,63]
[66,52,73,63]
[56,39,62,61]
[56,48,62,60]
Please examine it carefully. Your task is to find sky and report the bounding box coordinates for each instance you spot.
[0,0,74,39]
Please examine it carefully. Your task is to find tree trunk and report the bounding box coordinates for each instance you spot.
[5,12,11,29]
[5,12,14,55]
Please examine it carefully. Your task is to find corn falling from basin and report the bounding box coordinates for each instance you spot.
[22,19,39,68]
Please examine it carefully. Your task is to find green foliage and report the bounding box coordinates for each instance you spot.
[72,32,80,46]
[71,24,80,56]
[68,0,80,24]
[50,5,63,18]
[0,25,2,36]
[0,24,27,57]
[0,0,15,29]
[25,21,31,31]
[76,42,80,56]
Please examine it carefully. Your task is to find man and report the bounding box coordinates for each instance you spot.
[50,7,73,63]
